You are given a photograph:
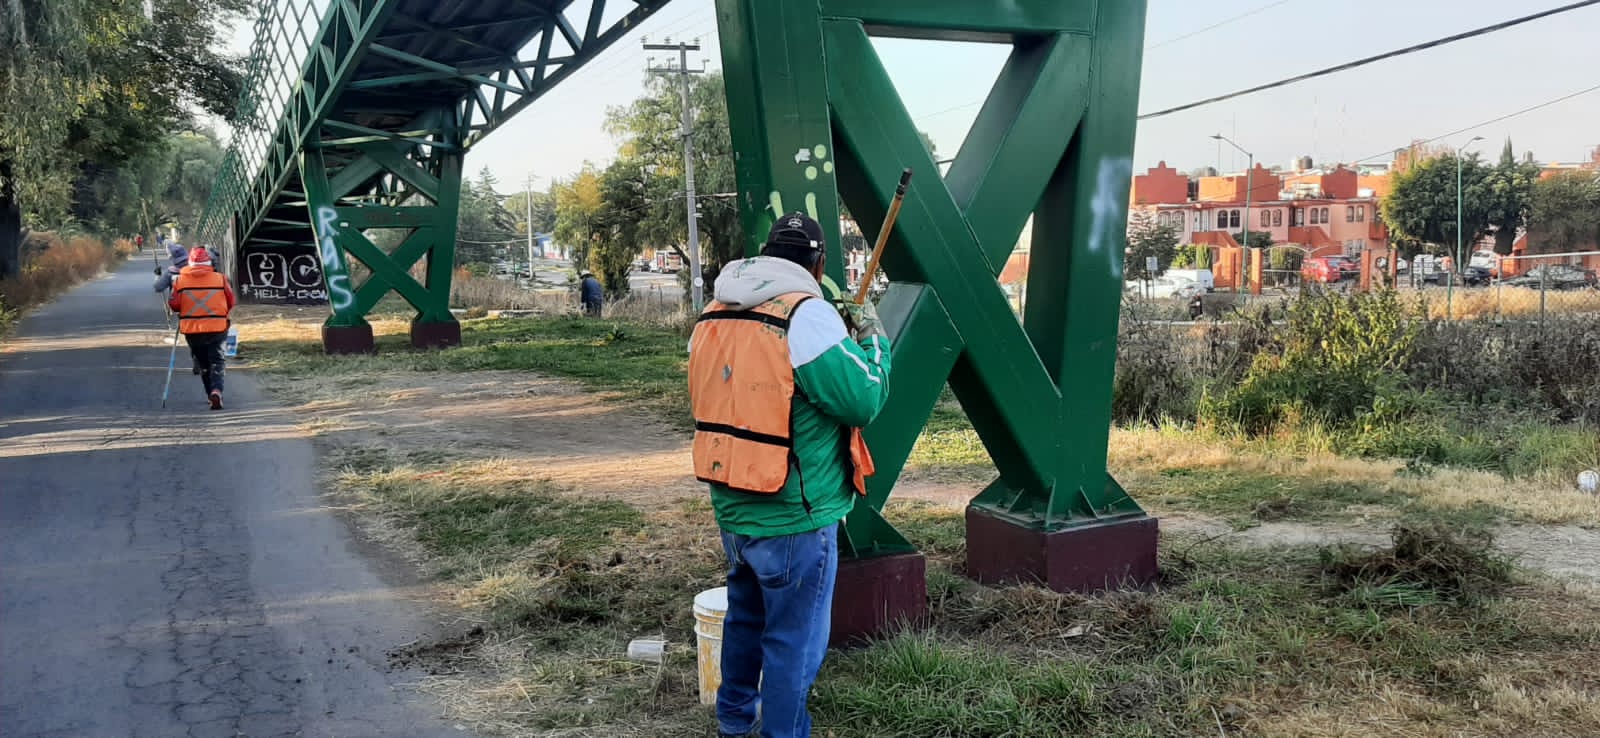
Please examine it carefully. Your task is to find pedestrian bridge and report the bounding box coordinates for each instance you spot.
[196,0,673,349]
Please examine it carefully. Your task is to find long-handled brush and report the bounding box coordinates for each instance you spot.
[853,168,914,305]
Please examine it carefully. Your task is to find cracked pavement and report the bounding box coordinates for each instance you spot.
[1,257,467,737]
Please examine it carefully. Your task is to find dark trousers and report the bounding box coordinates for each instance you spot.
[184,331,227,394]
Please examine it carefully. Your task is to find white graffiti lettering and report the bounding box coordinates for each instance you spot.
[288,254,321,288]
[245,252,288,289]
[314,205,355,311]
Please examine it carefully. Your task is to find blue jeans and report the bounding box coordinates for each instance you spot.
[716,522,839,738]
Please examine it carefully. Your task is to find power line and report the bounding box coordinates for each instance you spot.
[911,1,1301,123]
[1137,0,1600,120]
[1145,0,1297,51]
[1134,83,1600,211]
[1347,82,1600,164]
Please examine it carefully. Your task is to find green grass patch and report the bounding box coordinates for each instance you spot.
[345,458,643,574]
[806,508,1599,737]
[1144,467,1403,526]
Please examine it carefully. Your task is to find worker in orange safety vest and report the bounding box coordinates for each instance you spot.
[167,247,237,410]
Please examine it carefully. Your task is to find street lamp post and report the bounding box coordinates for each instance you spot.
[1450,136,1484,320]
[1212,134,1253,292]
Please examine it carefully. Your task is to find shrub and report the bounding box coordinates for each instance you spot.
[1201,290,1421,434]
[1409,316,1600,425]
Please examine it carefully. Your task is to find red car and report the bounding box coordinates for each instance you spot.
[1301,257,1344,284]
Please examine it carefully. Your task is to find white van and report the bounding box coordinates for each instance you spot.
[1163,268,1215,293]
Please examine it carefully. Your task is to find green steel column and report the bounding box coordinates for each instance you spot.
[713,0,843,284]
[713,1,1152,573]
[300,140,462,347]
[1007,0,1149,526]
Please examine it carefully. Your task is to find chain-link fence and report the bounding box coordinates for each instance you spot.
[1394,251,1600,323]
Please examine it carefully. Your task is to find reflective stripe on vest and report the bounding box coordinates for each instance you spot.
[687,292,812,495]
[176,271,229,334]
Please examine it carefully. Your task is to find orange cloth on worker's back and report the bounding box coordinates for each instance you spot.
[169,264,236,334]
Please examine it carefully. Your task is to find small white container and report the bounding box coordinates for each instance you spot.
[626,638,666,664]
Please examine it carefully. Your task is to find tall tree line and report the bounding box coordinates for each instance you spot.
[1382,139,1597,258]
[2,0,248,275]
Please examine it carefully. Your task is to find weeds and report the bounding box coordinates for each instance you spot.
[0,232,129,323]
[1320,522,1514,606]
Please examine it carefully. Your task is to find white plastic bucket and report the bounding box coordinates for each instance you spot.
[693,586,728,705]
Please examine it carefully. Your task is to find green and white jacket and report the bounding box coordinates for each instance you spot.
[689,256,893,537]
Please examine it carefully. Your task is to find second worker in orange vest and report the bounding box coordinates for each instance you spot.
[168,247,237,410]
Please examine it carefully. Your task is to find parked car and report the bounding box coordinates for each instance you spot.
[1329,255,1361,280]
[1301,257,1344,284]
[1164,268,1215,293]
[1125,275,1202,300]
[1422,265,1492,287]
[1503,265,1599,290]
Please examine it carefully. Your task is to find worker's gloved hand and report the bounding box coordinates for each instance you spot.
[846,299,885,341]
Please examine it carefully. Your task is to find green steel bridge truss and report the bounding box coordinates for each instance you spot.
[197,0,1155,614]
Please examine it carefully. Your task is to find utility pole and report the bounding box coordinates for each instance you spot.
[644,38,706,311]
[524,172,536,281]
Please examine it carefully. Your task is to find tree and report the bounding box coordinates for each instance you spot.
[455,167,520,265]
[74,128,225,237]
[2,0,249,275]
[1123,210,1179,281]
[1479,139,1540,255]
[1528,171,1600,254]
[1381,152,1492,258]
[505,188,557,238]
[602,73,744,293]
[1233,230,1274,249]
[552,164,606,274]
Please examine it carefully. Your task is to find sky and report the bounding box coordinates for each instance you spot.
[223,0,1600,190]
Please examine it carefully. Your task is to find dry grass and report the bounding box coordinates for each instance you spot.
[1420,285,1600,320]
[0,233,127,318]
[1109,425,1600,526]
[451,271,575,313]
[231,319,1600,737]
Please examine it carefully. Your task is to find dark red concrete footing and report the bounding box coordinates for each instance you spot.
[411,320,461,349]
[965,507,1159,593]
[830,552,927,647]
[321,324,375,355]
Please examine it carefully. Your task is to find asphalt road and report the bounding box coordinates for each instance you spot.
[0,257,464,737]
